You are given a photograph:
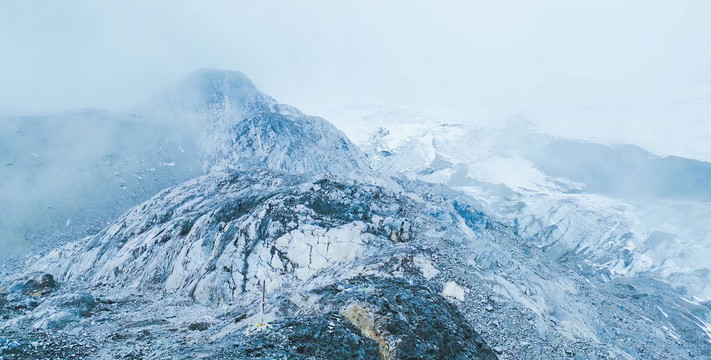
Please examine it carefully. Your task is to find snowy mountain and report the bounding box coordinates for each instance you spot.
[2,71,711,359]
[0,69,367,257]
[340,109,711,301]
[136,69,368,175]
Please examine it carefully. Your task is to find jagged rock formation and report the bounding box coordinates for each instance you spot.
[139,68,368,175]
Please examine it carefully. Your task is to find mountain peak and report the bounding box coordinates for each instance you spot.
[182,68,261,105]
[187,68,253,84]
[137,69,369,176]
[135,68,274,118]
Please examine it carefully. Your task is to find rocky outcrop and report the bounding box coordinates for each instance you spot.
[138,68,369,175]
[21,274,55,297]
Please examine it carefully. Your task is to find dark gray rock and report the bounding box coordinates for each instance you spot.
[21,274,55,296]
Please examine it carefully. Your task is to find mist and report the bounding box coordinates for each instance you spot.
[0,110,202,257]
[3,5,711,355]
[2,1,711,122]
[2,1,711,270]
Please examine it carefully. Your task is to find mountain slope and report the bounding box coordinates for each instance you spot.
[13,168,710,358]
[342,110,711,301]
[0,109,201,256]
[136,68,369,175]
[2,71,711,359]
[0,69,368,257]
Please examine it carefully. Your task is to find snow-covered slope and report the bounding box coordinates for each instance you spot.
[135,69,274,118]
[2,72,711,359]
[338,107,711,302]
[14,170,711,358]
[0,69,367,257]
[136,69,368,175]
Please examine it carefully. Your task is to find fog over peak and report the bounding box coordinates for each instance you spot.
[3,4,711,357]
[2,2,711,119]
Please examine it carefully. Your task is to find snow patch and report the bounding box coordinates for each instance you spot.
[442,281,468,301]
[414,256,439,280]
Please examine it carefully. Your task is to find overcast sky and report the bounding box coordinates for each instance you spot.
[2,1,711,121]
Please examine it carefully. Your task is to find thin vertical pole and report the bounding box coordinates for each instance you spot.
[261,280,266,323]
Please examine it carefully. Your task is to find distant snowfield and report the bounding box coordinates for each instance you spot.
[527,99,711,162]
[324,102,711,301]
[323,98,711,163]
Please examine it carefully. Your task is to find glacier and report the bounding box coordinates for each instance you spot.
[340,109,711,301]
[1,69,711,359]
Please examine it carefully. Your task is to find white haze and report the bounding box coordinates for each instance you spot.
[2,2,711,131]
[2,1,711,258]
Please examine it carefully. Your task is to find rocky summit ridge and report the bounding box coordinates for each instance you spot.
[136,68,369,175]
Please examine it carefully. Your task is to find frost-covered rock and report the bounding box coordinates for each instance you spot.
[414,255,440,280]
[442,281,467,301]
[17,165,710,358]
[3,71,711,359]
[33,171,396,306]
[345,110,711,301]
[138,68,369,175]
[1,69,368,257]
